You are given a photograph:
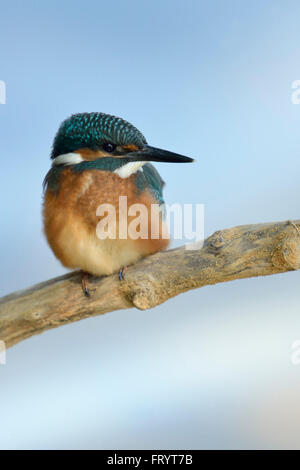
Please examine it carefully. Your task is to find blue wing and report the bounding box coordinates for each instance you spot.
[142,163,165,205]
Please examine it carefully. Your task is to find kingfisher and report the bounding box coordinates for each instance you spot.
[43,112,193,295]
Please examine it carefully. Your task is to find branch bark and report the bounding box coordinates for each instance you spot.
[1,219,300,348]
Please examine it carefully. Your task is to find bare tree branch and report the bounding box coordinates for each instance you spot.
[1,219,300,348]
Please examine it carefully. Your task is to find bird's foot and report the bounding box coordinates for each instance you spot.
[81,271,91,297]
[119,266,128,281]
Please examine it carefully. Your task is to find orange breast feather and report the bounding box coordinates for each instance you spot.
[43,168,169,276]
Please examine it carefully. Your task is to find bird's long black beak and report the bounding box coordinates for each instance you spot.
[127,145,194,163]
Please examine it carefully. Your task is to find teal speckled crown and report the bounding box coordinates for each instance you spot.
[51,112,147,158]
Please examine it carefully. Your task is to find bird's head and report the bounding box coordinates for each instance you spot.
[50,112,194,172]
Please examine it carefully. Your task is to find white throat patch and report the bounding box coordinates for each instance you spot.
[52,152,84,166]
[114,161,146,178]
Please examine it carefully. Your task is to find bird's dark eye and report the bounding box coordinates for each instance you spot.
[103,142,116,153]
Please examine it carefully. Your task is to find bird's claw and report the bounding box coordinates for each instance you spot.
[81,271,91,297]
[83,286,90,297]
[119,266,127,281]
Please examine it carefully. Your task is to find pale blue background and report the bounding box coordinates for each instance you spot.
[1,0,300,449]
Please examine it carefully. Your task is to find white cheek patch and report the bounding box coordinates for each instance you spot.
[114,161,146,178]
[52,152,84,166]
